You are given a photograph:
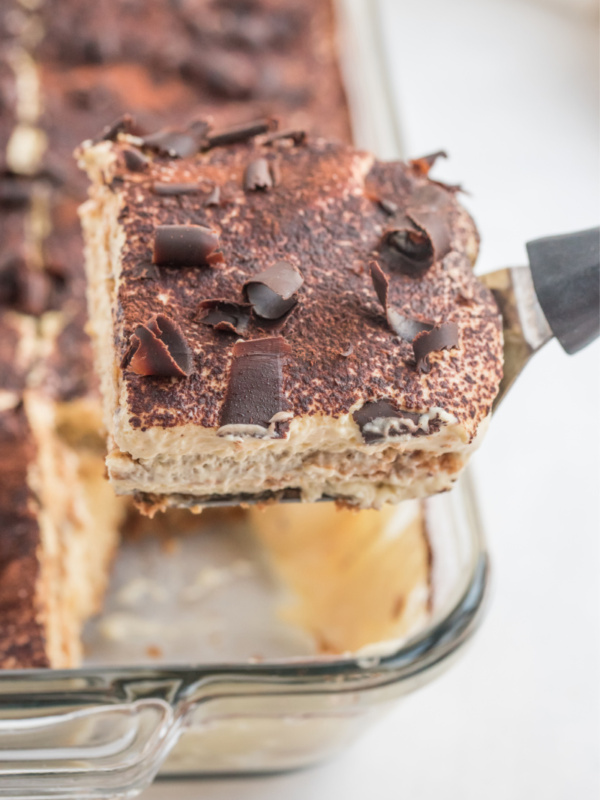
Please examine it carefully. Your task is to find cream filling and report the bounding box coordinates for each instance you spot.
[106,446,465,508]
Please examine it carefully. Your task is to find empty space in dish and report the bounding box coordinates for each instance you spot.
[82,512,317,665]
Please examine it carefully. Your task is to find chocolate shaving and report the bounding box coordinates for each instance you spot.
[142,121,209,158]
[243,158,273,191]
[198,300,252,335]
[378,198,398,216]
[353,401,429,443]
[338,344,354,358]
[95,114,137,143]
[407,209,452,268]
[269,159,282,186]
[121,314,193,377]
[122,148,149,172]
[220,337,291,433]
[152,182,202,196]
[413,322,459,373]
[205,185,220,206]
[379,183,455,276]
[369,261,433,341]
[0,255,59,316]
[409,150,448,176]
[204,118,277,150]
[243,261,303,319]
[380,227,434,278]
[0,177,32,208]
[262,128,306,146]
[152,225,225,267]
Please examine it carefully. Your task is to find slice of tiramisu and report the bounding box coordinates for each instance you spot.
[78,122,502,512]
[0,311,125,668]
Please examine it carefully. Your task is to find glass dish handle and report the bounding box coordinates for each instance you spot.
[0,699,179,798]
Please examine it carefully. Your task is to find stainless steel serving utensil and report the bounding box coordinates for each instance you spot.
[481,226,599,410]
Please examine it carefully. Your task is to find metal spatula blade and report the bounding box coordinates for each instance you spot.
[482,226,599,411]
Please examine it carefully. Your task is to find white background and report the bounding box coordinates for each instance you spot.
[144,0,599,796]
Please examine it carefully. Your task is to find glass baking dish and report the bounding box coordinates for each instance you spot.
[0,1,491,796]
[0,474,488,797]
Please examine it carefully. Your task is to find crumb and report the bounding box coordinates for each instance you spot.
[161,536,180,555]
[146,644,163,659]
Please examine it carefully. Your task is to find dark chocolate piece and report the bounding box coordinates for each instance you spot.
[204,118,277,150]
[0,177,31,208]
[369,261,433,341]
[121,314,193,377]
[152,182,202,196]
[243,262,303,319]
[142,121,209,158]
[198,300,252,335]
[409,150,448,176]
[96,114,137,143]
[407,209,452,269]
[353,400,432,443]
[205,185,220,206]
[0,254,57,316]
[152,225,224,267]
[380,226,434,278]
[262,128,306,146]
[220,337,290,432]
[378,198,399,216]
[243,158,273,191]
[413,322,459,374]
[122,148,149,172]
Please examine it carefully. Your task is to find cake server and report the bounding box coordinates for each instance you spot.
[480,225,599,410]
[196,225,599,507]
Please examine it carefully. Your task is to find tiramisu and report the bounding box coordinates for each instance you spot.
[78,125,502,511]
[0,310,125,669]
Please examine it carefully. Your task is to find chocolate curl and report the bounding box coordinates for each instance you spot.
[380,226,435,278]
[0,176,33,208]
[407,183,454,265]
[121,314,193,377]
[243,261,304,320]
[152,182,202,196]
[204,118,278,150]
[198,300,252,335]
[94,114,138,143]
[243,158,274,191]
[220,337,291,432]
[152,225,225,267]
[413,322,459,374]
[205,185,220,206]
[409,150,448,176]
[353,400,420,443]
[369,261,433,341]
[122,148,149,172]
[261,128,306,146]
[141,120,209,158]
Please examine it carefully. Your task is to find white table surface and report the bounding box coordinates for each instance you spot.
[142,1,599,797]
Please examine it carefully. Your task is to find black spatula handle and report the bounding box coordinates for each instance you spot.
[526,227,599,354]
